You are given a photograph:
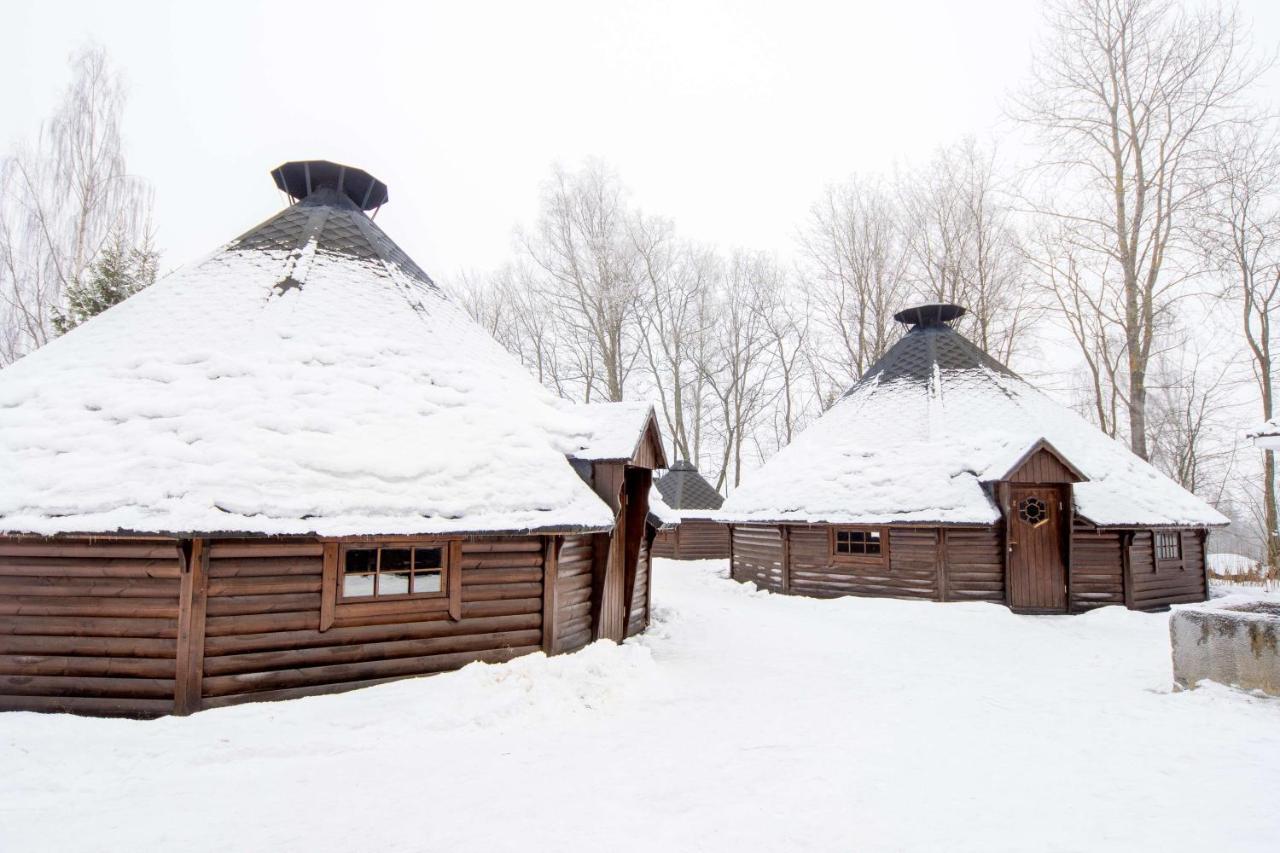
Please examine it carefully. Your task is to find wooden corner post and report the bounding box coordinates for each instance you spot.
[174,538,209,715]
[542,536,561,654]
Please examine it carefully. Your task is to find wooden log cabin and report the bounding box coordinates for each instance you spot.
[720,304,1228,614]
[0,160,662,717]
[651,460,730,560]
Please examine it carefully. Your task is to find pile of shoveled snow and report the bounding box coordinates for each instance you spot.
[2,560,1278,852]
[1208,552,1261,576]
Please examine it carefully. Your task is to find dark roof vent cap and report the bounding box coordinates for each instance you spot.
[272,160,389,211]
[893,303,966,328]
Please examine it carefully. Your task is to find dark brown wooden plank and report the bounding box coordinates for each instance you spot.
[202,645,537,697]
[203,629,544,677]
[449,540,463,621]
[174,538,209,715]
[204,613,540,656]
[542,537,559,653]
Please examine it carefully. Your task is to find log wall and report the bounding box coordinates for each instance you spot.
[1128,529,1208,610]
[553,534,595,654]
[725,520,1210,613]
[788,526,939,600]
[729,525,785,591]
[0,539,183,717]
[0,526,654,717]
[1069,522,1125,611]
[199,537,546,709]
[942,527,1004,603]
[653,519,731,560]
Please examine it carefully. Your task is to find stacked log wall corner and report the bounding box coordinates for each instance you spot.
[0,539,184,717]
[1069,521,1124,612]
[730,525,785,591]
[554,534,595,654]
[943,527,1003,603]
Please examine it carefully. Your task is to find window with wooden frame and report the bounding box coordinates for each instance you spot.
[830,526,889,563]
[341,544,445,600]
[321,539,462,631]
[1154,530,1183,569]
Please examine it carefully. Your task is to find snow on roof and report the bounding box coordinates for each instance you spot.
[0,186,613,537]
[646,485,680,529]
[1247,418,1280,450]
[566,401,660,463]
[720,322,1227,529]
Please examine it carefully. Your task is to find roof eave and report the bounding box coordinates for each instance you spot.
[0,521,617,540]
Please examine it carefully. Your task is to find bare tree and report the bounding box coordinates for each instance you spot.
[753,264,810,453]
[798,176,907,403]
[698,251,777,491]
[900,138,1033,363]
[1015,0,1264,459]
[1146,346,1234,497]
[522,161,640,402]
[453,264,569,395]
[1198,122,1280,568]
[632,213,716,463]
[0,44,153,365]
[1027,222,1127,436]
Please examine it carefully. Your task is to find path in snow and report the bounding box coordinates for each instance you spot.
[2,559,1278,852]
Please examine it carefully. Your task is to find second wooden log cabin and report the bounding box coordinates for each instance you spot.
[719,303,1227,614]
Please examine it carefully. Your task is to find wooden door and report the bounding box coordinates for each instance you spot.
[1007,485,1067,612]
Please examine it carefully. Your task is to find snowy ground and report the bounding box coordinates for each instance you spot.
[3,559,1279,852]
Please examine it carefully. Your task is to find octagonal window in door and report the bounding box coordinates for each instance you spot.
[1017,496,1048,527]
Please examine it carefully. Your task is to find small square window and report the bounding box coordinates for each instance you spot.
[832,527,886,561]
[339,544,449,601]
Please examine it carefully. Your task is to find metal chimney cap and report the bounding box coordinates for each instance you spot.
[271,160,389,211]
[893,303,967,328]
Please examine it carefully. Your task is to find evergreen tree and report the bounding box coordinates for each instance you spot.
[52,231,159,335]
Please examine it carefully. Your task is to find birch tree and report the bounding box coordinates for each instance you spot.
[0,44,153,365]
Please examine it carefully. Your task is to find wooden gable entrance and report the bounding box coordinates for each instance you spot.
[997,440,1083,614]
[1007,484,1068,612]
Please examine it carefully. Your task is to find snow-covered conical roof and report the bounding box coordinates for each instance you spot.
[720,308,1227,529]
[0,163,614,537]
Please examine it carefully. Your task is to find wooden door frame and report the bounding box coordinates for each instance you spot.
[1002,482,1070,614]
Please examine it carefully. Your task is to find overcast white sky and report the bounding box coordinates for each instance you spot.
[3,0,1278,280]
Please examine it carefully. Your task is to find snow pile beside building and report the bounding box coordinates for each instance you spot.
[1208,553,1262,577]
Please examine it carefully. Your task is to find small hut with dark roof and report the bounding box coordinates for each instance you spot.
[652,461,730,560]
[0,160,662,716]
[719,304,1227,614]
